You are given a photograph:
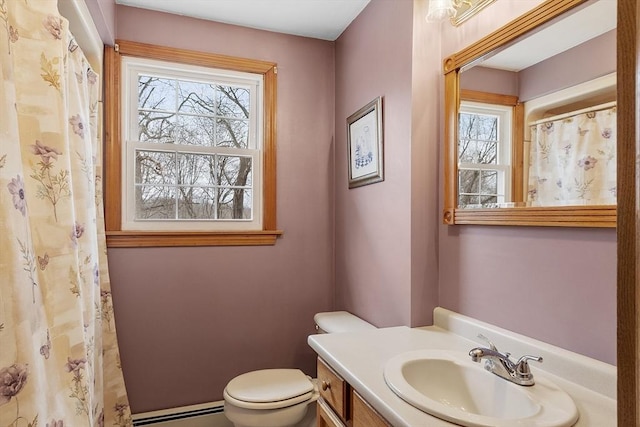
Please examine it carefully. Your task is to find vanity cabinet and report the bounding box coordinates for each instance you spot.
[316,357,390,427]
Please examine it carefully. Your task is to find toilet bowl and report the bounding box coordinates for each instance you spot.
[223,311,375,427]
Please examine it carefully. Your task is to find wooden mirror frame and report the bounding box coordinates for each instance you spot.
[443,0,617,227]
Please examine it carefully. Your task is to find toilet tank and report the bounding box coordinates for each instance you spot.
[314,311,376,334]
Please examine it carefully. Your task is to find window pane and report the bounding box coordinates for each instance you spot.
[470,114,498,141]
[178,187,215,219]
[135,185,175,219]
[178,153,215,186]
[477,141,497,164]
[459,194,479,206]
[219,155,252,187]
[138,111,175,143]
[218,188,252,219]
[138,76,175,111]
[216,118,249,148]
[481,170,498,194]
[178,80,215,115]
[175,115,215,146]
[135,150,176,185]
[480,195,498,205]
[217,85,250,119]
[459,169,479,194]
[458,113,474,134]
[458,139,476,163]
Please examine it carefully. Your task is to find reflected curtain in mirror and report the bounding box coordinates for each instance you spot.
[527,104,617,206]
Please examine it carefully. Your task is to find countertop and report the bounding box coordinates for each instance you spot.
[307,309,616,427]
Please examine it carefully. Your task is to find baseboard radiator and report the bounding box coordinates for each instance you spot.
[132,401,232,427]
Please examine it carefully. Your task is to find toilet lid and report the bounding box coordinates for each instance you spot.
[225,369,314,404]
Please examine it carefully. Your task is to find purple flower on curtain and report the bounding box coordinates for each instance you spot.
[64,357,86,374]
[43,15,63,40]
[0,364,28,406]
[602,128,613,139]
[578,156,598,171]
[71,222,85,243]
[7,175,26,216]
[9,26,18,43]
[69,115,85,138]
[30,140,62,164]
[46,420,64,427]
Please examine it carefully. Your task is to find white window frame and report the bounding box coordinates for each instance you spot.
[120,56,263,231]
[458,100,513,207]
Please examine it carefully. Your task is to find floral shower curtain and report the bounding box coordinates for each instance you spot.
[0,1,132,426]
[527,104,617,206]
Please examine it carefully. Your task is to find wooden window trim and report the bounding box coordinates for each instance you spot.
[104,40,282,247]
[460,89,524,203]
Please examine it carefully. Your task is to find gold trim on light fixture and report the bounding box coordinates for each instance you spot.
[451,0,497,26]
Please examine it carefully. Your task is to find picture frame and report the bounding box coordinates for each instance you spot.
[347,96,384,189]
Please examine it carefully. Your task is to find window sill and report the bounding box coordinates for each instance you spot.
[106,230,283,247]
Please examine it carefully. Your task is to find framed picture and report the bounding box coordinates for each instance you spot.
[347,96,384,188]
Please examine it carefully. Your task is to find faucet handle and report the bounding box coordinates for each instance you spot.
[477,334,499,352]
[515,355,543,380]
[516,355,543,366]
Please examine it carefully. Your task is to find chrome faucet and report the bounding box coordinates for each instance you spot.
[469,334,543,386]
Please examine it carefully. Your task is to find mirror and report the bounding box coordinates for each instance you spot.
[443,0,617,227]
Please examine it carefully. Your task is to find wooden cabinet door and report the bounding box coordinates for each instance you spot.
[317,399,346,427]
[317,358,347,419]
[351,389,391,427]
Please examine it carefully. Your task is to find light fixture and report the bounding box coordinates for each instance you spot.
[426,0,458,22]
[426,0,495,26]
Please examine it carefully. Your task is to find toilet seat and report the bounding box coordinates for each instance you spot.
[224,369,316,410]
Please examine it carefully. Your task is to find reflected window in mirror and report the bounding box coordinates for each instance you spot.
[458,90,523,209]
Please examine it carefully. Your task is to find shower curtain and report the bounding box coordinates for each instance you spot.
[0,1,132,426]
[527,105,617,206]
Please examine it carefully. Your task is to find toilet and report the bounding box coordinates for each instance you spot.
[223,311,376,427]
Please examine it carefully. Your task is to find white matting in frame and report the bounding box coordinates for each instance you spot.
[347,96,384,188]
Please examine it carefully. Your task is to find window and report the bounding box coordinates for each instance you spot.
[104,41,280,247]
[457,91,523,208]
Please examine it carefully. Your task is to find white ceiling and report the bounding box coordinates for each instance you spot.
[115,0,371,41]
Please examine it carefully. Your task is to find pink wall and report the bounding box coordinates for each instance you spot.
[410,0,441,327]
[438,0,617,365]
[112,6,335,413]
[333,0,439,328]
[519,29,616,101]
[461,67,519,95]
[460,31,615,101]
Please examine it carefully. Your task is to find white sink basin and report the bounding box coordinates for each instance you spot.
[383,349,579,427]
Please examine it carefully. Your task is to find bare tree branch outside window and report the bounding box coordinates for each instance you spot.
[458,110,502,207]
